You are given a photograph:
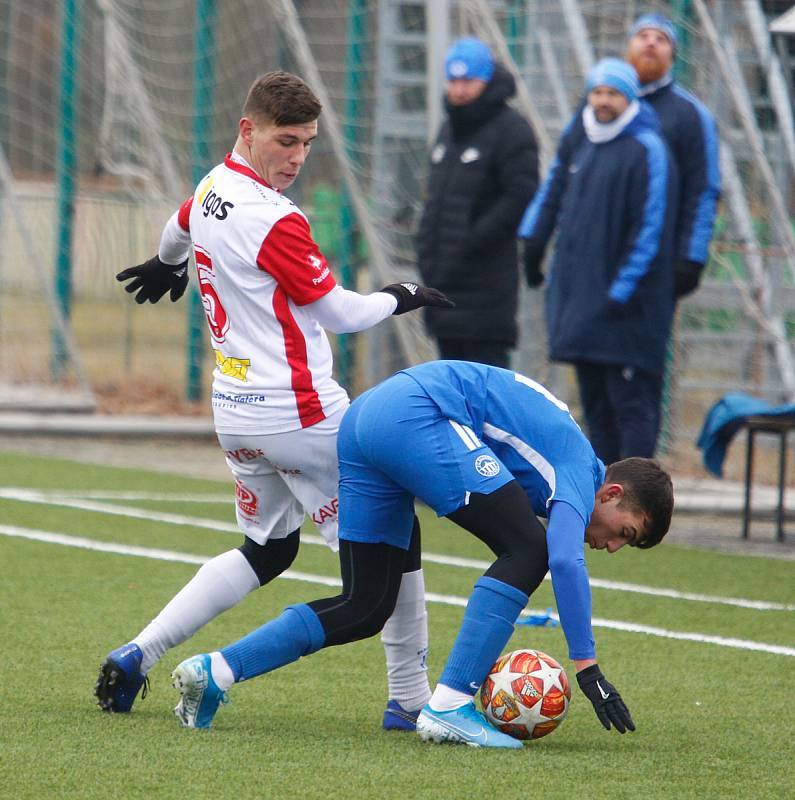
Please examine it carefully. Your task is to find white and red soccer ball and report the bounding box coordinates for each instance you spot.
[479,648,571,740]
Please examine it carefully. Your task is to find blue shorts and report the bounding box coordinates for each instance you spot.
[337,372,514,549]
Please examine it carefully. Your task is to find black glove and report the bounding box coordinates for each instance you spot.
[116,255,190,304]
[381,282,455,315]
[522,239,545,288]
[674,259,704,300]
[576,664,635,733]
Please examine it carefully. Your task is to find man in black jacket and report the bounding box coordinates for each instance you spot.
[417,37,538,368]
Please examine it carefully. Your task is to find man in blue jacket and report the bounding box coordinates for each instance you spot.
[166,360,673,747]
[518,58,677,465]
[625,13,720,299]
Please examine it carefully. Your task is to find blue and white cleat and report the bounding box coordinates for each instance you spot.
[171,654,227,729]
[382,699,420,732]
[95,643,149,713]
[416,702,522,749]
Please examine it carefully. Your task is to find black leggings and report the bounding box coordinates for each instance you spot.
[308,516,421,647]
[447,480,548,595]
[308,482,548,647]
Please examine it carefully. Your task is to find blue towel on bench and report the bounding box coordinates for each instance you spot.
[697,393,795,477]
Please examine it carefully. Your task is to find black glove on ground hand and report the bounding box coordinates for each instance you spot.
[576,664,635,733]
[522,239,545,288]
[674,259,704,300]
[116,255,190,304]
[381,282,455,315]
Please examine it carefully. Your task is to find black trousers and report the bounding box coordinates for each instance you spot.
[575,361,663,465]
[436,338,511,369]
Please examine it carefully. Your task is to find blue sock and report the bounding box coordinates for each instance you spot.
[438,576,528,695]
[221,604,325,682]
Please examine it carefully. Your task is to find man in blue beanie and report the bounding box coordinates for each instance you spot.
[518,57,678,466]
[626,13,720,300]
[417,37,538,369]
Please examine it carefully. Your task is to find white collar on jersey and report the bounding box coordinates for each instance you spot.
[229,150,254,169]
[582,99,640,144]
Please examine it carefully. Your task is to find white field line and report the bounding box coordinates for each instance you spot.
[2,523,794,659]
[0,489,231,503]
[2,487,794,613]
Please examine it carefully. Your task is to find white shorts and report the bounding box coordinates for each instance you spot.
[217,405,347,550]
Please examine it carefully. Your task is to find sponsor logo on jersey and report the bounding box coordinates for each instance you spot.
[311,498,339,526]
[235,479,258,518]
[200,188,234,220]
[197,175,214,205]
[213,350,251,382]
[474,454,501,478]
[431,143,446,163]
[212,389,263,404]
[224,447,266,462]
[461,147,480,163]
[311,267,330,285]
[273,464,302,476]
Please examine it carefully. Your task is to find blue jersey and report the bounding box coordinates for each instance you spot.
[402,360,605,524]
[337,361,603,660]
[402,361,603,660]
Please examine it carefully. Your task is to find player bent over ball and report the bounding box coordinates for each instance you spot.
[171,360,673,747]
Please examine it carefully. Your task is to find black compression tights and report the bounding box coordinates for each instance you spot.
[308,515,421,647]
[447,480,549,596]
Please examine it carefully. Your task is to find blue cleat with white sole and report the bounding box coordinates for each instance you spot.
[95,643,149,713]
[171,654,228,729]
[383,699,420,731]
[416,702,522,749]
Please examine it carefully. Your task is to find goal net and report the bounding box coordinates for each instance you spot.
[1,0,793,479]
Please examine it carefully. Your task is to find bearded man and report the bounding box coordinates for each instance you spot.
[625,12,720,300]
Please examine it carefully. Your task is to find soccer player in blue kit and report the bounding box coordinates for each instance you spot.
[170,360,674,748]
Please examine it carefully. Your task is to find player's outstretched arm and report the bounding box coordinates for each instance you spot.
[575,663,635,734]
[116,255,189,304]
[380,282,455,315]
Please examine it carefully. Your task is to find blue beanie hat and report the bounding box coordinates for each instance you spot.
[629,13,678,49]
[586,58,640,102]
[445,37,494,82]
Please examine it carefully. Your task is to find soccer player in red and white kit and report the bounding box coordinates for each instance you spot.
[96,71,453,731]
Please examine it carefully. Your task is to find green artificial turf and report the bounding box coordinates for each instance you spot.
[1,450,793,799]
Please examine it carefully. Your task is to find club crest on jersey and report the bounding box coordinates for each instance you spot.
[474,454,501,478]
[461,147,480,164]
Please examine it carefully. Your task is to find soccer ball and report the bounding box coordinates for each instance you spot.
[479,649,571,740]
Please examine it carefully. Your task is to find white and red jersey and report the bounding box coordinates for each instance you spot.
[178,152,349,434]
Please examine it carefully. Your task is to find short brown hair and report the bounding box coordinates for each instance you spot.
[604,458,673,549]
[242,71,322,126]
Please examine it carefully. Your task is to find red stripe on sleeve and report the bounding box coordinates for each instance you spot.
[177,197,193,231]
[257,212,337,306]
[271,285,326,428]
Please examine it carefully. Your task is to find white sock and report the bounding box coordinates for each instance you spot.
[428,683,473,712]
[209,651,235,691]
[134,549,259,673]
[380,568,431,712]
